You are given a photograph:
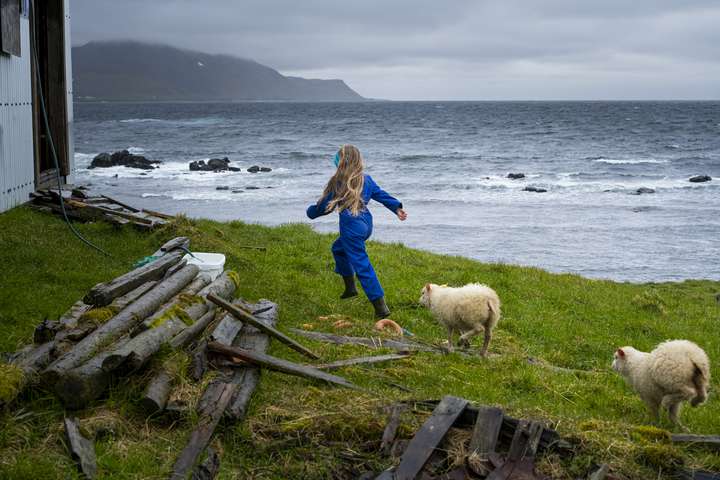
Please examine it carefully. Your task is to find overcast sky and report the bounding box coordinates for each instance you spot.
[70,0,720,100]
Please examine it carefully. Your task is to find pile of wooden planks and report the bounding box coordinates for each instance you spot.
[3,236,375,479]
[29,188,171,229]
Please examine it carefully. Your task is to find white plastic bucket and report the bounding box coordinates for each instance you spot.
[182,252,226,281]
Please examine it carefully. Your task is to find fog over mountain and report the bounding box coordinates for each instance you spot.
[72,41,365,102]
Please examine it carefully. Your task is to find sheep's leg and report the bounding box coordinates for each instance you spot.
[667,400,688,432]
[480,327,493,358]
[446,328,455,352]
[458,326,483,349]
[645,398,661,423]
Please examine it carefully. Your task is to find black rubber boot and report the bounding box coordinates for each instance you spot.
[340,275,358,299]
[371,297,391,319]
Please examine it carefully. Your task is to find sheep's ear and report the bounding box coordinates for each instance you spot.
[616,348,625,358]
[424,283,431,292]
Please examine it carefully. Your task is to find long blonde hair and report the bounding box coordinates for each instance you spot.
[320,144,365,215]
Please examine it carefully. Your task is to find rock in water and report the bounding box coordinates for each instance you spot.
[523,186,547,193]
[216,186,229,191]
[507,173,525,179]
[89,150,160,170]
[247,165,272,173]
[689,175,712,183]
[632,187,655,195]
[189,157,235,172]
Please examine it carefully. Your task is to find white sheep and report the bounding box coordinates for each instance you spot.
[419,283,501,356]
[612,340,711,429]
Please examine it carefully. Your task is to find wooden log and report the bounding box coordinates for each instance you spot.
[191,447,220,480]
[138,273,211,331]
[671,434,720,450]
[152,236,190,257]
[171,302,277,478]
[34,319,62,344]
[289,329,438,353]
[58,299,92,329]
[109,280,158,312]
[103,275,228,374]
[208,294,319,359]
[381,404,407,456]
[190,341,209,382]
[83,249,184,307]
[225,300,276,421]
[54,337,132,409]
[314,353,410,371]
[64,417,97,479]
[208,342,359,390]
[45,265,200,383]
[393,396,469,480]
[170,309,216,350]
[141,370,174,414]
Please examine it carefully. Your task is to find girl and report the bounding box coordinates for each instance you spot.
[307,145,407,318]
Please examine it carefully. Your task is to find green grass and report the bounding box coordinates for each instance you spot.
[0,206,719,479]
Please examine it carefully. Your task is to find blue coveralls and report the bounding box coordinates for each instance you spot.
[306,174,402,301]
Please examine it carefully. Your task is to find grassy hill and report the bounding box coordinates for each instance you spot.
[0,206,718,479]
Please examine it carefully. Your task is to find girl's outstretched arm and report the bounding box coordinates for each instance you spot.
[306,191,334,219]
[369,177,403,213]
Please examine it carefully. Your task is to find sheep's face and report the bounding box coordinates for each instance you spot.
[418,284,435,307]
[612,347,633,373]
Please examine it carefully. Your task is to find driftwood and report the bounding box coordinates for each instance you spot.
[671,434,720,450]
[141,370,174,413]
[469,406,504,455]
[208,342,359,390]
[190,341,209,382]
[191,447,220,480]
[83,250,184,307]
[44,264,200,384]
[381,404,407,456]
[171,302,278,480]
[100,194,140,213]
[225,300,275,421]
[110,281,158,312]
[209,310,244,346]
[170,309,217,350]
[151,236,190,257]
[208,294,319,359]
[58,300,92,329]
[314,353,410,371]
[289,329,438,353]
[64,417,97,479]
[393,396,469,480]
[54,336,132,409]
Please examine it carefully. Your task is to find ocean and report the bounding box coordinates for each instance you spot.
[73,101,720,283]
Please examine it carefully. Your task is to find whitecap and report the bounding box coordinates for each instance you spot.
[594,158,668,165]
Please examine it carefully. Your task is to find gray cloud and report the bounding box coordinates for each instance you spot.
[70,0,720,99]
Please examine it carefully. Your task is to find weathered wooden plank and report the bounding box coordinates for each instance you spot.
[671,434,720,450]
[381,404,407,456]
[289,329,437,353]
[45,265,199,383]
[208,342,359,390]
[191,447,220,480]
[64,417,97,479]
[83,250,184,307]
[394,396,469,480]
[469,406,504,455]
[486,420,545,480]
[170,302,277,479]
[99,194,140,213]
[208,294,319,359]
[315,353,410,371]
[209,311,244,346]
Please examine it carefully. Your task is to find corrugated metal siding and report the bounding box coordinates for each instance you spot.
[0,16,33,213]
[64,0,75,183]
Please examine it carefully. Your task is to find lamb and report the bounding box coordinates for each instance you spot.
[612,340,711,429]
[418,283,501,356]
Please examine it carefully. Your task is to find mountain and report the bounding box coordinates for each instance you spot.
[72,41,365,102]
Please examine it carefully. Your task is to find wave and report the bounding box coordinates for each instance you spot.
[119,118,164,123]
[593,157,668,165]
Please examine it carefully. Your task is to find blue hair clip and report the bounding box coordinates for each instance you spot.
[333,152,340,168]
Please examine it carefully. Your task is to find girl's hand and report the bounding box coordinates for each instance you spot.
[397,208,408,221]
